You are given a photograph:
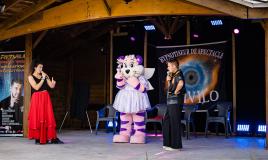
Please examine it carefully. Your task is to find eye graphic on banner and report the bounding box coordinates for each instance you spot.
[179,55,220,104]
[156,41,225,105]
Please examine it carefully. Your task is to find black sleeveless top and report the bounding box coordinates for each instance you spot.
[167,69,186,96]
[31,75,49,93]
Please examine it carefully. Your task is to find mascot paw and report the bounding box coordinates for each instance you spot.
[113,134,130,143]
[130,135,146,144]
[126,77,139,87]
[115,72,124,80]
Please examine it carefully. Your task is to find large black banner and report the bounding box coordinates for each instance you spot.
[0,51,24,136]
[156,41,227,105]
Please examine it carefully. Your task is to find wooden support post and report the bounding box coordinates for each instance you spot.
[232,33,237,133]
[263,21,268,149]
[186,19,191,45]
[104,49,108,105]
[144,31,148,68]
[261,21,268,149]
[23,34,32,137]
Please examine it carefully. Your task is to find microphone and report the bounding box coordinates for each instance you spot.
[167,71,171,88]
[167,71,172,78]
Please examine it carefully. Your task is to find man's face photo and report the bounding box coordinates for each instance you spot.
[10,82,22,100]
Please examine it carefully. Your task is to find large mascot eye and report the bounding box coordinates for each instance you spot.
[130,63,134,68]
[180,56,219,104]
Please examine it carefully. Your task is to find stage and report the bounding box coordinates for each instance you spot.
[0,130,267,160]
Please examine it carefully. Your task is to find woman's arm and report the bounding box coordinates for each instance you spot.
[46,76,56,89]
[28,75,45,91]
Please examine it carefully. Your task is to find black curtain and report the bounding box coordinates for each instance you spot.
[70,81,90,120]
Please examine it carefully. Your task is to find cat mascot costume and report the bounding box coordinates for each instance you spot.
[113,54,154,144]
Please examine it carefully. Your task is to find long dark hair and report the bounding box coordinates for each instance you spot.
[29,59,43,75]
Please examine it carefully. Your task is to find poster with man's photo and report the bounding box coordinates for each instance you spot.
[0,51,24,136]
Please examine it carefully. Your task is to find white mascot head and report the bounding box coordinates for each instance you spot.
[117,55,144,78]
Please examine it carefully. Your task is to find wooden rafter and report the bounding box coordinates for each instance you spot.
[103,0,111,16]
[4,0,26,11]
[43,22,114,60]
[33,30,48,49]
[150,16,185,40]
[184,0,268,19]
[0,0,56,30]
[184,0,248,18]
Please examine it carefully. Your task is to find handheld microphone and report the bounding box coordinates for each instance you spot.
[167,71,171,87]
[167,71,172,77]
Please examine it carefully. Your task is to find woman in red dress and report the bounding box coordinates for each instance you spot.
[28,61,63,144]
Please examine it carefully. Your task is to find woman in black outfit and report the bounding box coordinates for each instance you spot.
[28,61,63,144]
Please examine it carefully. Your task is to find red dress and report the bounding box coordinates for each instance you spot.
[28,76,57,144]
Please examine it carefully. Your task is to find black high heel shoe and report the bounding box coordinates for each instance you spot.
[35,139,40,144]
[50,138,64,144]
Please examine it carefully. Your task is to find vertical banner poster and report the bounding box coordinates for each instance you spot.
[0,51,25,136]
[156,41,226,105]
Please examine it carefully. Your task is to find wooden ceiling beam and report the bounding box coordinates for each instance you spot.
[184,0,248,18]
[248,8,268,19]
[0,0,223,41]
[103,0,111,16]
[0,0,56,30]
[184,0,268,19]
[4,0,25,11]
[33,30,48,49]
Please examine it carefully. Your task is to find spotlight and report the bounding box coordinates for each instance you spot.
[210,20,223,26]
[144,25,156,31]
[130,36,136,42]
[233,28,240,34]
[193,34,199,38]
[257,125,266,133]
[0,0,5,13]
[237,124,250,132]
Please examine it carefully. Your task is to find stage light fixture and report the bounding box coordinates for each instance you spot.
[130,36,136,42]
[257,125,266,133]
[144,25,156,31]
[210,20,223,26]
[237,124,250,132]
[234,28,240,34]
[193,34,199,38]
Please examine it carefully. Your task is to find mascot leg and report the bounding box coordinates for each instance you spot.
[130,112,146,144]
[113,112,132,143]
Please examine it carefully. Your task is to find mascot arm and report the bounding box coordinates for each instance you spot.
[126,76,147,93]
[115,69,126,89]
